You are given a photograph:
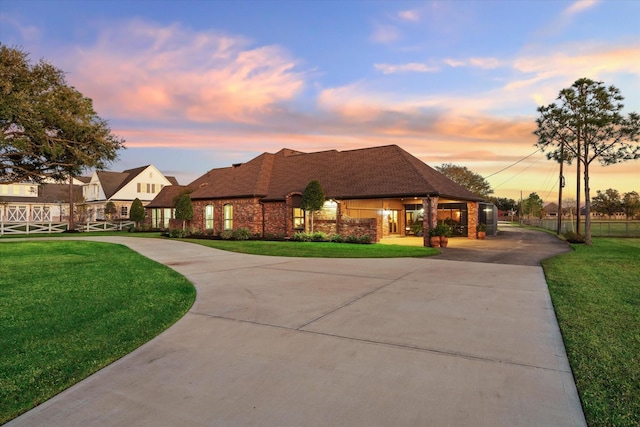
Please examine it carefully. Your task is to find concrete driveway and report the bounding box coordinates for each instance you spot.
[6,232,585,427]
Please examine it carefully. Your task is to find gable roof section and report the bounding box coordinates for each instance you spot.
[95,171,129,199]
[145,185,189,208]
[188,145,482,202]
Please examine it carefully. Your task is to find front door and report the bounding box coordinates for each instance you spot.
[388,209,399,234]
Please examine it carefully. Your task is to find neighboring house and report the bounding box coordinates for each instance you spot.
[0,178,85,223]
[147,145,487,245]
[83,165,178,221]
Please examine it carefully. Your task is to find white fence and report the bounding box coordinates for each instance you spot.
[0,221,136,236]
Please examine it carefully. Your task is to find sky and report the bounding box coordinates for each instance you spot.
[1,0,639,202]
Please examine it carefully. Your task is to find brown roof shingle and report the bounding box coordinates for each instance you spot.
[187,145,482,202]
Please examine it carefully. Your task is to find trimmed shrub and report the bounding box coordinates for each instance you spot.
[563,231,585,243]
[312,231,328,242]
[169,228,189,238]
[330,234,344,243]
[232,227,252,241]
[292,232,313,242]
[219,230,234,240]
[357,235,372,244]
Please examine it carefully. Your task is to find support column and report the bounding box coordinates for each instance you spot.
[467,201,479,239]
[423,196,439,247]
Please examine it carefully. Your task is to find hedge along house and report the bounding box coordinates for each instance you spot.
[146,145,486,246]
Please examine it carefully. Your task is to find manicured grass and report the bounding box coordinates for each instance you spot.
[180,238,439,258]
[542,238,640,427]
[0,241,196,424]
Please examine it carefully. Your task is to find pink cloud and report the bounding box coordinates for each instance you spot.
[64,19,304,124]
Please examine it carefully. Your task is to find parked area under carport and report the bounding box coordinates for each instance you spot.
[6,228,585,427]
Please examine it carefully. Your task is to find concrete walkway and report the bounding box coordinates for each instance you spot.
[6,233,586,426]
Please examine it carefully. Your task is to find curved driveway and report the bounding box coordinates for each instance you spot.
[6,229,585,427]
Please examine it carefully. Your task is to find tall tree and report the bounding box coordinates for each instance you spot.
[301,180,325,233]
[104,201,116,220]
[435,163,493,199]
[488,197,517,213]
[591,188,622,220]
[535,78,640,244]
[622,191,640,220]
[1,44,125,229]
[522,192,544,219]
[173,192,193,231]
[129,197,146,227]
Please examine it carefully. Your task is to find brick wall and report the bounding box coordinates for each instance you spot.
[467,201,479,239]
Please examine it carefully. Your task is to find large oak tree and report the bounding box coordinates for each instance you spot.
[534,78,640,245]
[1,44,125,184]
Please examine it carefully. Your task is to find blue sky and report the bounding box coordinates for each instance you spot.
[2,0,639,201]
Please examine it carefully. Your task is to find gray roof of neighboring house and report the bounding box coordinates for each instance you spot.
[0,183,82,203]
[172,145,482,203]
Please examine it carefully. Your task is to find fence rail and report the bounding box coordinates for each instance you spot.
[0,221,136,236]
[523,219,640,237]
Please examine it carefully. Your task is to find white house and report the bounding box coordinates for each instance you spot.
[0,177,87,223]
[83,165,178,221]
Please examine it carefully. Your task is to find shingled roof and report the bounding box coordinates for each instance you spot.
[184,145,482,202]
[95,165,178,199]
[0,183,82,203]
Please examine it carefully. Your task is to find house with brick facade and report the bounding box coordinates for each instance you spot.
[146,145,489,246]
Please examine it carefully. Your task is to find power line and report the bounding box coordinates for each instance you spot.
[483,148,542,179]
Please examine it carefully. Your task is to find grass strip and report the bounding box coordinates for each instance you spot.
[180,238,439,258]
[542,238,640,427]
[0,241,195,424]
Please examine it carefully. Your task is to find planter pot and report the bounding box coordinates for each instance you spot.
[440,236,449,247]
[477,231,486,240]
[430,236,441,247]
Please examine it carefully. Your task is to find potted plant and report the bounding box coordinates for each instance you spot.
[410,218,424,236]
[429,225,442,248]
[437,224,452,247]
[477,223,487,240]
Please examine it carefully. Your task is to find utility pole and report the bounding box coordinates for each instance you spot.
[557,140,565,235]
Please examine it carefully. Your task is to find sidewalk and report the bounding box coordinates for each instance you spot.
[6,236,586,426]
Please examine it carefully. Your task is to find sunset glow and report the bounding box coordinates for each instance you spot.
[1,0,638,201]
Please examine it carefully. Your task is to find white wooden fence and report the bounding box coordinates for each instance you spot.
[0,221,136,236]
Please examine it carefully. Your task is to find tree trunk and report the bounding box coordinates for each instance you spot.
[557,140,565,235]
[575,133,581,235]
[584,163,593,245]
[68,175,75,231]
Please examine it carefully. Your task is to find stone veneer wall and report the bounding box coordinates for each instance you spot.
[467,201,479,239]
[338,216,379,242]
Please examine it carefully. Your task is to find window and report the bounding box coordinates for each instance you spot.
[32,206,51,222]
[293,208,304,230]
[205,205,214,229]
[121,206,128,218]
[223,204,233,230]
[7,206,27,222]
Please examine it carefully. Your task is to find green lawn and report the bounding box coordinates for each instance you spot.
[0,241,196,424]
[180,238,439,258]
[542,238,640,427]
